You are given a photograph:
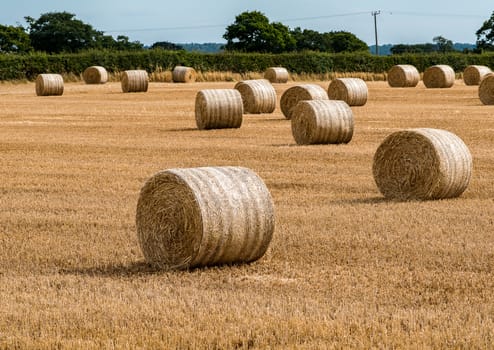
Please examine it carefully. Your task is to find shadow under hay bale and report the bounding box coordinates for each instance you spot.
[195,89,243,129]
[291,100,354,145]
[280,84,328,120]
[264,67,289,83]
[121,70,149,93]
[372,128,472,201]
[234,79,276,114]
[423,65,455,88]
[387,65,420,88]
[328,78,368,106]
[136,166,275,270]
[35,74,64,96]
[83,66,108,84]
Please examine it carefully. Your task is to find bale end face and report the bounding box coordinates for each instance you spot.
[172,66,197,83]
[234,79,276,114]
[463,65,492,86]
[280,84,328,120]
[83,66,108,84]
[387,65,420,88]
[423,65,455,88]
[264,67,289,83]
[327,78,368,106]
[479,74,494,105]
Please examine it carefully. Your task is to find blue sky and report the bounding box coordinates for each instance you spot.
[1,1,492,46]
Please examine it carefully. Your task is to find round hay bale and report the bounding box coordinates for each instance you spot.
[327,78,368,106]
[291,100,354,145]
[121,70,148,93]
[463,65,492,86]
[479,74,494,105]
[136,166,275,270]
[372,128,472,200]
[387,64,420,87]
[234,79,276,114]
[172,66,197,83]
[280,84,328,120]
[195,89,243,129]
[35,74,64,96]
[264,67,289,83]
[82,66,108,84]
[423,65,455,88]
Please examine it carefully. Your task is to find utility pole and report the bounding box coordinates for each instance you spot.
[371,10,381,55]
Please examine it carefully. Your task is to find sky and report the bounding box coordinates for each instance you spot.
[1,1,492,46]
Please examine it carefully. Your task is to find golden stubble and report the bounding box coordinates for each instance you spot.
[1,80,494,348]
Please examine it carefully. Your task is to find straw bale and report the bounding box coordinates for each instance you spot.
[280,84,328,120]
[463,65,492,86]
[423,65,455,88]
[121,70,149,93]
[264,67,289,83]
[387,65,420,87]
[195,89,243,129]
[136,166,275,270]
[291,100,353,145]
[83,66,108,84]
[479,73,494,105]
[327,78,368,106]
[172,66,197,83]
[35,74,64,96]
[372,128,472,200]
[234,79,276,114]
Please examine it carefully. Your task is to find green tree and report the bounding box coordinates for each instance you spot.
[476,11,494,51]
[291,27,332,51]
[327,31,368,53]
[0,24,32,53]
[433,35,454,53]
[150,41,183,50]
[223,11,295,53]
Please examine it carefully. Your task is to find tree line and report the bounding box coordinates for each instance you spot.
[0,10,494,55]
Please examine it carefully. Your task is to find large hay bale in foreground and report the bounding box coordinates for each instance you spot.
[291,100,354,145]
[373,128,472,200]
[195,89,243,129]
[35,74,64,96]
[479,74,494,105]
[172,66,197,83]
[423,65,455,88]
[264,67,289,83]
[327,78,368,106]
[121,70,149,93]
[280,84,328,120]
[234,79,276,114]
[136,166,275,270]
[463,65,492,86]
[83,66,108,84]
[387,64,420,87]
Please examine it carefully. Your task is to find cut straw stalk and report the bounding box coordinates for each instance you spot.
[372,128,472,200]
[291,100,354,145]
[35,74,64,96]
[234,79,276,114]
[136,166,275,270]
[280,84,328,120]
[195,89,243,129]
[387,65,420,88]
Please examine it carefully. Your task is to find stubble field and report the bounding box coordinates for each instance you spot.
[1,79,494,349]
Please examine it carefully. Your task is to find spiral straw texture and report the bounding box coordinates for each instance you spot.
[195,89,243,129]
[172,66,197,83]
[464,65,492,86]
[234,79,276,114]
[121,70,149,93]
[136,166,275,270]
[35,74,64,96]
[423,65,455,88]
[387,65,420,87]
[280,84,328,120]
[372,128,472,200]
[291,100,354,145]
[479,74,494,105]
[83,66,108,84]
[327,78,368,106]
[264,67,289,83]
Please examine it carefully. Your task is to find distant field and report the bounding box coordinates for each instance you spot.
[1,80,493,348]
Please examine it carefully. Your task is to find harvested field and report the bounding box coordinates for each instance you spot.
[1,79,494,348]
